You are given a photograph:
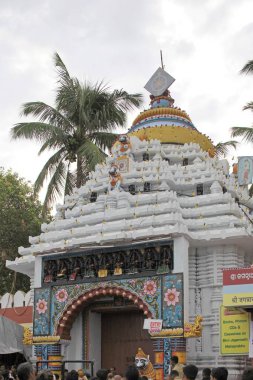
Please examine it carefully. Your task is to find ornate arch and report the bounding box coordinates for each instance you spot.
[56,286,154,339]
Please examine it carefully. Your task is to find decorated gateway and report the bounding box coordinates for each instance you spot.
[7,68,253,378]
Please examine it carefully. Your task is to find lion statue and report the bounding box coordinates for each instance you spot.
[135,347,155,380]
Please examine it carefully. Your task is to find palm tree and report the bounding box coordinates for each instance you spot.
[231,59,253,139]
[230,59,253,196]
[214,140,238,159]
[11,53,142,212]
[240,60,253,74]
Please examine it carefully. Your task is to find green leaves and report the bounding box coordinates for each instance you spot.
[0,168,50,293]
[231,126,253,143]
[11,52,143,210]
[215,140,238,158]
[43,160,68,214]
[229,60,253,148]
[90,131,118,151]
[240,60,253,75]
[77,139,106,172]
[34,147,66,194]
[12,121,67,144]
[243,102,253,112]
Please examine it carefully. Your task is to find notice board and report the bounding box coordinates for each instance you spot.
[220,306,249,355]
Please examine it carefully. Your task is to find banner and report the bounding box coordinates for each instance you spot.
[143,319,163,332]
[223,292,253,307]
[223,267,253,285]
[223,267,253,307]
[238,156,253,185]
[220,306,249,355]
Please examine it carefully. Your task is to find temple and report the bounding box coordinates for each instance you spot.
[7,67,253,377]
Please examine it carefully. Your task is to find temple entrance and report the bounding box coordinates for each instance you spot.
[63,294,154,373]
[101,310,154,375]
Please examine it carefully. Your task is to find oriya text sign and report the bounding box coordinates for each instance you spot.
[143,319,163,333]
[220,306,249,355]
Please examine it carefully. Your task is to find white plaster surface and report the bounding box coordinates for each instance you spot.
[88,311,101,374]
[14,140,253,257]
[64,312,83,370]
[6,137,253,374]
[173,236,189,322]
[187,244,250,375]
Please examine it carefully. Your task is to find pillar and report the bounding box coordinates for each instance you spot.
[34,344,62,374]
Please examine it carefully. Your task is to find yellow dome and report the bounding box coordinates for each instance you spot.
[127,95,215,156]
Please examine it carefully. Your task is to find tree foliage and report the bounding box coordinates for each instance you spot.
[0,168,49,293]
[11,53,142,213]
[231,60,253,140]
[230,59,253,195]
[214,140,238,158]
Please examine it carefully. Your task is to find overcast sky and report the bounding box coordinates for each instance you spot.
[1,0,253,199]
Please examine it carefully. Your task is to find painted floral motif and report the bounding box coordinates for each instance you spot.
[33,288,50,336]
[55,288,68,303]
[36,299,48,314]
[50,276,162,334]
[143,280,157,296]
[164,288,180,306]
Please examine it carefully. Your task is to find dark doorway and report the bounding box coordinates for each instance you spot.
[101,310,154,375]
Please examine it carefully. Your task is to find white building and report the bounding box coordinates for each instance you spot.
[7,72,253,377]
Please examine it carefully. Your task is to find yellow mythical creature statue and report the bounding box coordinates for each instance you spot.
[184,315,203,338]
[135,348,156,380]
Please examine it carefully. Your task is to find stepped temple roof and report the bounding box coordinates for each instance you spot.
[7,68,253,266]
[15,136,253,257]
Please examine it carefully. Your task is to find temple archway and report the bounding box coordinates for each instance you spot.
[56,286,154,339]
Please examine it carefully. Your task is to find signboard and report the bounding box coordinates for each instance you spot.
[238,156,253,185]
[220,306,249,355]
[249,321,253,358]
[223,267,253,307]
[144,67,175,97]
[143,319,163,333]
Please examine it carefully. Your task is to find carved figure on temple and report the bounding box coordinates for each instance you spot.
[98,254,111,277]
[44,260,56,283]
[144,247,156,271]
[108,164,123,191]
[157,246,173,274]
[135,347,155,380]
[128,249,141,274]
[184,315,203,338]
[69,257,82,281]
[113,252,124,275]
[111,134,132,158]
[56,259,69,279]
[83,256,96,278]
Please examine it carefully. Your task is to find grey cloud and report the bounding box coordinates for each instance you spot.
[187,95,224,124]
[0,0,253,185]
[171,40,195,58]
[176,0,251,36]
[224,22,253,67]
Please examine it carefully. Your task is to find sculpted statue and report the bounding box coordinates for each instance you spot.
[111,134,132,158]
[108,164,123,191]
[135,347,155,380]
